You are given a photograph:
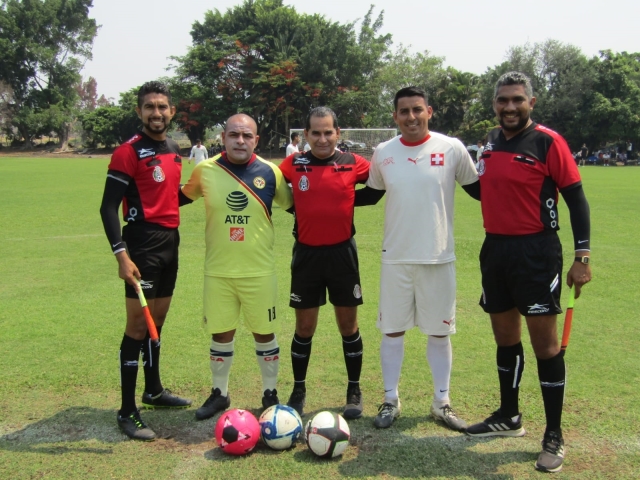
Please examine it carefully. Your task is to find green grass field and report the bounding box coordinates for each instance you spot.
[0,158,638,479]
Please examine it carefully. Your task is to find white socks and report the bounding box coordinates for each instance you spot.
[427,335,452,406]
[380,334,405,404]
[255,337,279,392]
[210,339,234,396]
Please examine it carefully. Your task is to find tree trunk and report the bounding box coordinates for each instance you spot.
[18,124,32,149]
[58,122,71,150]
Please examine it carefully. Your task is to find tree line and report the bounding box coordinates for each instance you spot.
[1,0,639,154]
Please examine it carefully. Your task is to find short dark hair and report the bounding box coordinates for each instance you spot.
[394,86,428,111]
[494,71,533,99]
[291,132,299,142]
[305,106,339,130]
[196,138,202,143]
[137,81,172,107]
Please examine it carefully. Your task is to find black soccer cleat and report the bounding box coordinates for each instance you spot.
[262,388,280,410]
[117,410,156,441]
[141,389,192,408]
[343,384,363,420]
[535,429,565,473]
[287,386,306,416]
[465,409,526,437]
[195,387,230,421]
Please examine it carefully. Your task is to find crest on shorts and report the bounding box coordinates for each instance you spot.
[152,165,165,182]
[353,284,362,299]
[477,159,486,176]
[298,175,309,191]
[253,176,266,189]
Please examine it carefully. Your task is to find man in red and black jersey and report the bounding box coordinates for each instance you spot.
[279,107,369,420]
[466,72,592,474]
[100,81,192,441]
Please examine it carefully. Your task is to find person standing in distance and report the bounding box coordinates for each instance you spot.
[286,132,301,157]
[188,139,209,165]
[100,81,192,441]
[465,72,592,474]
[354,86,478,432]
[181,114,293,420]
[279,107,370,420]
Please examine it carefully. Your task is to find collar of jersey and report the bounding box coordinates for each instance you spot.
[220,151,257,166]
[400,134,431,147]
[499,122,537,141]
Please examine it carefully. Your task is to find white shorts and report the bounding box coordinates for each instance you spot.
[377,262,456,335]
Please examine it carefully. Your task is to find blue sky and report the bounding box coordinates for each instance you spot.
[83,0,640,100]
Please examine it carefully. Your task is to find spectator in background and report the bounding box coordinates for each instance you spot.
[286,132,301,157]
[189,139,208,165]
[476,140,484,165]
[579,144,588,167]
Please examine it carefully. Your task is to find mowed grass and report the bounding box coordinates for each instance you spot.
[0,157,638,479]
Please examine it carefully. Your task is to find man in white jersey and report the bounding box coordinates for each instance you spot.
[285,132,300,157]
[188,139,208,165]
[355,86,480,431]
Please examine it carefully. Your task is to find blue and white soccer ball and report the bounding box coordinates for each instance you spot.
[305,411,350,458]
[259,404,303,450]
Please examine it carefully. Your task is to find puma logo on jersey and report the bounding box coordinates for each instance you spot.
[408,157,418,164]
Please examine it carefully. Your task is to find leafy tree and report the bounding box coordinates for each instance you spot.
[0,0,98,148]
[174,0,391,147]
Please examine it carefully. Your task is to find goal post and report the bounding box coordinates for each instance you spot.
[289,128,397,160]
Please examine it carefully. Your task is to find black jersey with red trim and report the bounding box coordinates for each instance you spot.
[279,150,370,246]
[107,132,182,228]
[478,123,582,235]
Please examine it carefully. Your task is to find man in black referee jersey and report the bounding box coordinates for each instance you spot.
[465,72,592,474]
[100,81,192,441]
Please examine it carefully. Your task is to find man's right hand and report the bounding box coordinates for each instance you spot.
[115,251,141,290]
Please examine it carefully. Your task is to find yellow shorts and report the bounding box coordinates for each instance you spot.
[203,275,279,335]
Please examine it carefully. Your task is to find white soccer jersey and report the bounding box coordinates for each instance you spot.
[366,132,478,264]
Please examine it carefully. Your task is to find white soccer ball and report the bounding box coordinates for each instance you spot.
[305,411,350,458]
[259,404,303,450]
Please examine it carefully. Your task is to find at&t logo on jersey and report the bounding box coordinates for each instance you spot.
[298,175,309,191]
[431,153,444,166]
[152,166,165,182]
[226,191,249,211]
[230,227,245,241]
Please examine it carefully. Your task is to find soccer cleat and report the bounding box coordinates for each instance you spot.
[465,409,526,437]
[430,403,468,432]
[262,388,280,410]
[287,386,306,416]
[535,430,565,473]
[343,384,363,420]
[195,388,230,421]
[141,389,192,408]
[373,400,401,428]
[117,410,156,441]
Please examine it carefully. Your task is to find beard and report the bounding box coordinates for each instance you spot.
[143,118,169,134]
[499,113,530,133]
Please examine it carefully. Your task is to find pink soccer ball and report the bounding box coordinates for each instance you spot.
[215,408,260,455]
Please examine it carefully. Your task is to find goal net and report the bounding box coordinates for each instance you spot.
[289,128,397,160]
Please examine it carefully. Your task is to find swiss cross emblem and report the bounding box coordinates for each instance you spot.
[431,153,444,166]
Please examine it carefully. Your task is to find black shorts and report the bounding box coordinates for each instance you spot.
[122,223,180,300]
[289,239,363,309]
[479,231,563,316]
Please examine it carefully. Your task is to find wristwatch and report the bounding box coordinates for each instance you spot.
[574,256,590,264]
